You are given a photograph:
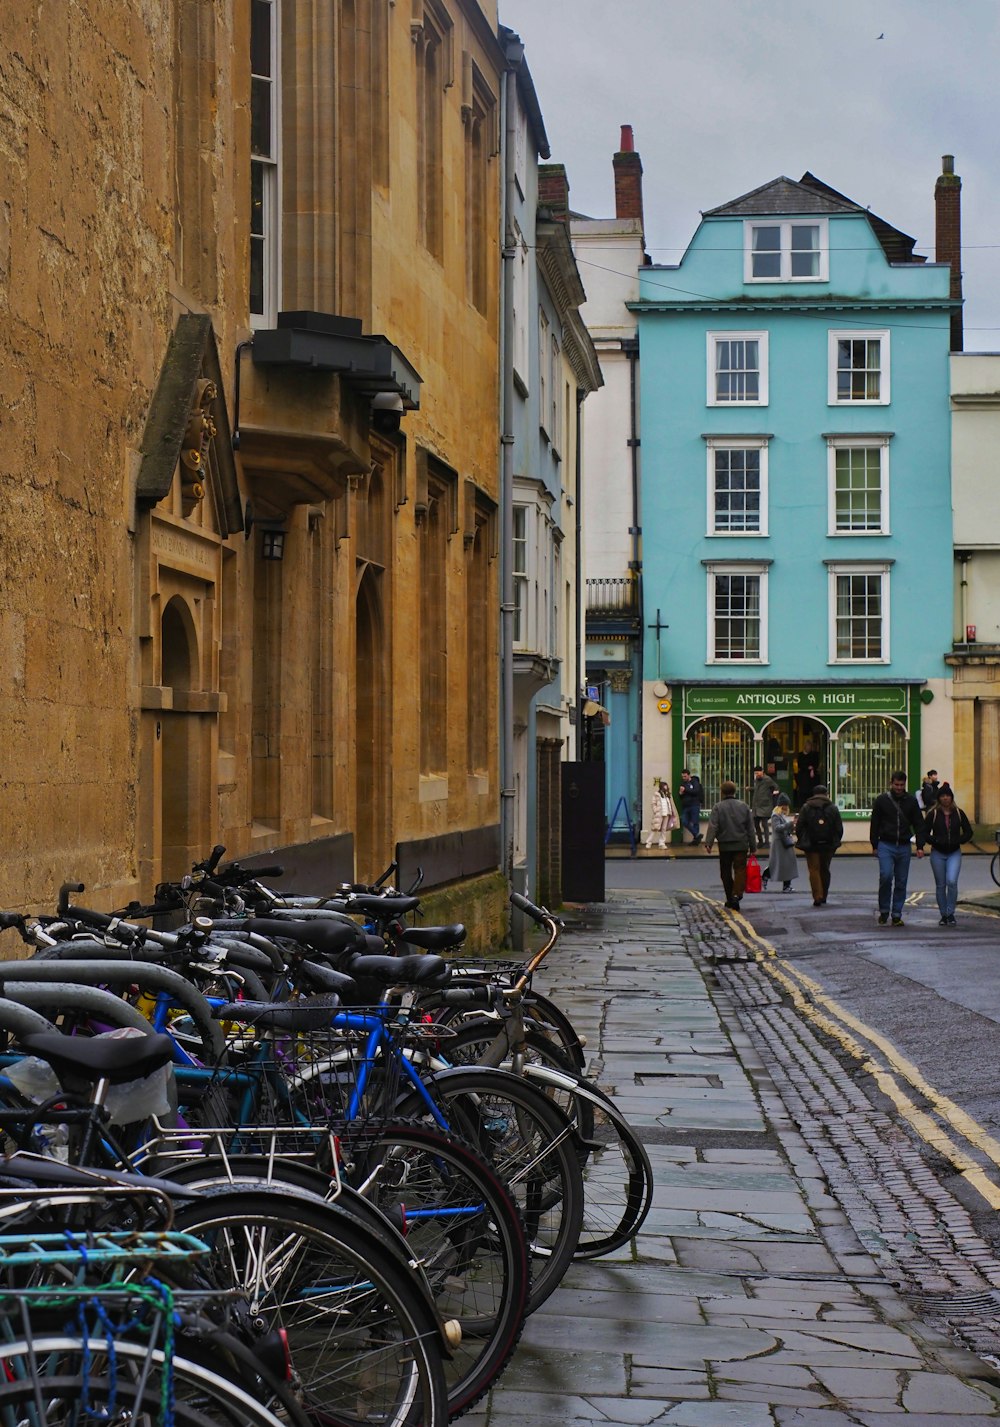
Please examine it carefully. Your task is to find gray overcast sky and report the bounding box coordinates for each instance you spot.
[498,0,1000,347]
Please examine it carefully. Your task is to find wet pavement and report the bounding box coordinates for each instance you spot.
[475,888,1000,1425]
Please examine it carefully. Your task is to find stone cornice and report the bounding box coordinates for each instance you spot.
[536,219,602,392]
[628,297,958,316]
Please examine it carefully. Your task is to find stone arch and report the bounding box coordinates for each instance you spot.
[159,595,211,881]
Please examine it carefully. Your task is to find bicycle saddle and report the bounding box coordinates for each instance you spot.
[19,1030,176,1086]
[211,994,341,1031]
[394,924,466,952]
[340,952,450,989]
[246,917,367,959]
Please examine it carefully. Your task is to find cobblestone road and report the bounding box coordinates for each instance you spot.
[474,889,1000,1425]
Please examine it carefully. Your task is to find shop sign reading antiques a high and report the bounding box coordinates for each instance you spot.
[683,685,908,722]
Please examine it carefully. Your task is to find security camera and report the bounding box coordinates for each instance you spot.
[371,391,405,436]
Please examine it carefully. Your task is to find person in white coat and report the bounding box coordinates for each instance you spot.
[645,780,677,851]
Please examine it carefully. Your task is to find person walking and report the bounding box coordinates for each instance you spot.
[795,784,843,906]
[704,781,755,910]
[916,782,973,926]
[644,780,676,852]
[920,770,940,810]
[762,794,798,892]
[751,765,781,848]
[677,769,703,844]
[869,771,924,926]
[794,739,822,810]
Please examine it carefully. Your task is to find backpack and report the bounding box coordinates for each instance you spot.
[802,802,834,848]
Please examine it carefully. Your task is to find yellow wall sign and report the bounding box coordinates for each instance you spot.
[656,698,672,714]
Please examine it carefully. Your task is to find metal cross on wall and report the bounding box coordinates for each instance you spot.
[647,608,668,679]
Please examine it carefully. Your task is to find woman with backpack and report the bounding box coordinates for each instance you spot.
[916,782,973,926]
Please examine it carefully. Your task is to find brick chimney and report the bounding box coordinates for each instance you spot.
[538,163,569,221]
[613,124,644,227]
[935,154,963,352]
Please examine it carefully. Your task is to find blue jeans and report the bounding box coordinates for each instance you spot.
[929,848,962,919]
[681,804,701,841]
[877,841,912,918]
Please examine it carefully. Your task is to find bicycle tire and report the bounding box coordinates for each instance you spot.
[345,1120,531,1416]
[436,1019,596,1141]
[433,1031,652,1257]
[171,1186,448,1427]
[397,1066,584,1313]
[0,1341,290,1427]
[522,1065,654,1257]
[158,1156,412,1257]
[991,851,1000,888]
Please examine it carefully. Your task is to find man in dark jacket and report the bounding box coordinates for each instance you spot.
[869,771,924,926]
[795,784,843,907]
[750,765,781,848]
[677,769,703,844]
[704,781,755,909]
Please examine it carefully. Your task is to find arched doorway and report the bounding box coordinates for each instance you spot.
[761,716,830,809]
[160,597,201,880]
[355,567,387,881]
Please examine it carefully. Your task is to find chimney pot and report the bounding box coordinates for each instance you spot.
[612,126,643,225]
[942,154,954,174]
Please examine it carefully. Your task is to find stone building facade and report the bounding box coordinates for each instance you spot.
[1,1,506,937]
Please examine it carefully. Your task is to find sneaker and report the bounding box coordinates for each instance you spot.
[947,915,958,926]
[891,916,904,927]
[877,913,889,925]
[939,917,948,926]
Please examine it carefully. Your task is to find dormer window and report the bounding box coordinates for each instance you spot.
[744,219,828,282]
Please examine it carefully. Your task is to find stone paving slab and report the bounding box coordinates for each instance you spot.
[479,894,1000,1422]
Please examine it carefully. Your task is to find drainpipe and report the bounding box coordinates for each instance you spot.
[625,336,642,813]
[575,387,585,755]
[957,551,971,642]
[499,43,522,892]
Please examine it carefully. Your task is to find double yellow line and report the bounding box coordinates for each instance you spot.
[689,890,1000,1209]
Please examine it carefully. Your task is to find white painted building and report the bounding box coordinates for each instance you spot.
[947,351,1000,823]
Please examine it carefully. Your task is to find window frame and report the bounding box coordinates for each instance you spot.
[828,329,891,406]
[250,0,281,329]
[743,218,829,283]
[826,435,891,536]
[827,562,891,665]
[707,331,769,407]
[706,562,769,666]
[705,436,770,537]
[512,503,529,648]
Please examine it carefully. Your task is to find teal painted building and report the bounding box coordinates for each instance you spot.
[633,174,956,829]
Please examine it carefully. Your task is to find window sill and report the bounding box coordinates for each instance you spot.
[419,774,449,803]
[827,659,890,667]
[706,399,768,409]
[827,529,890,538]
[706,530,768,538]
[706,658,769,666]
[828,398,889,407]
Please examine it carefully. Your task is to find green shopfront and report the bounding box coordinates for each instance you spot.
[674,683,925,823]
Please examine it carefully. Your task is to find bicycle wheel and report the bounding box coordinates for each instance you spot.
[0,1339,290,1427]
[438,1020,596,1141]
[522,1065,654,1258]
[171,1186,448,1427]
[991,851,1000,888]
[346,1120,531,1416]
[398,1066,584,1313]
